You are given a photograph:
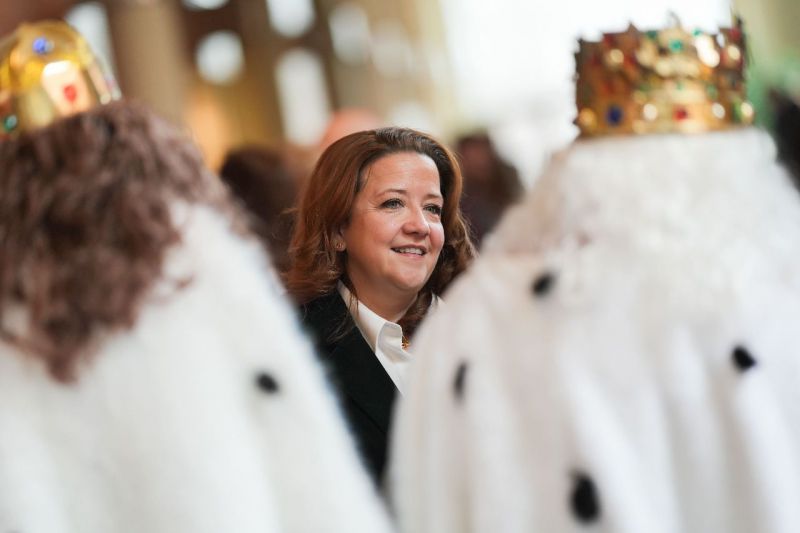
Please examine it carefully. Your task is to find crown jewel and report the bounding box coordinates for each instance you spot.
[0,20,121,139]
[575,16,753,137]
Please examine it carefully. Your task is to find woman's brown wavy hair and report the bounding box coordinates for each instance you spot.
[0,101,230,383]
[285,127,475,339]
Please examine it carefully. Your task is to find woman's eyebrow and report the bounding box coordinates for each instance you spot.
[375,188,442,201]
[376,188,408,196]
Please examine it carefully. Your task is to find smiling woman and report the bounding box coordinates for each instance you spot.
[341,152,446,322]
[285,127,474,486]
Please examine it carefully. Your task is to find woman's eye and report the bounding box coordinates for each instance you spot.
[381,199,403,209]
[425,204,443,216]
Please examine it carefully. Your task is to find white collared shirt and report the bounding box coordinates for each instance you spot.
[338,282,440,396]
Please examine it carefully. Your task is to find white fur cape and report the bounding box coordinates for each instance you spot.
[0,205,393,533]
[389,129,800,533]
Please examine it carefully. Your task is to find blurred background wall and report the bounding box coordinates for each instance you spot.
[2,0,799,183]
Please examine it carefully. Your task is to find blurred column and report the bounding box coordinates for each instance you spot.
[105,0,189,124]
[407,0,460,134]
[318,0,456,135]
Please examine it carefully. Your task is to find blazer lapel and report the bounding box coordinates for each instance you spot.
[327,326,396,435]
[302,292,397,436]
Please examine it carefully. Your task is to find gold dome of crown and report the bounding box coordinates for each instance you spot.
[0,20,120,139]
[575,16,754,137]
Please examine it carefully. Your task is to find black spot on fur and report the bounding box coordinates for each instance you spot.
[570,471,601,523]
[732,345,757,372]
[453,362,468,400]
[532,271,556,297]
[255,371,280,393]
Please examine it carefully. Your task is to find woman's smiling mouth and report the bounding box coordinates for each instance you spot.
[392,247,426,255]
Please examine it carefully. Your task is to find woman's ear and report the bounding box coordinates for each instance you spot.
[333,229,347,252]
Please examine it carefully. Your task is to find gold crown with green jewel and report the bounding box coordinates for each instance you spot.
[574,15,754,137]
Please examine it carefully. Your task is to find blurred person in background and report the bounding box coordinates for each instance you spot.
[318,108,384,153]
[285,127,474,487]
[0,20,392,533]
[390,18,800,533]
[456,132,524,249]
[287,107,386,193]
[220,146,297,274]
[284,107,385,190]
[769,88,800,186]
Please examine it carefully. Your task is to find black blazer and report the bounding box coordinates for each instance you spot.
[299,291,398,486]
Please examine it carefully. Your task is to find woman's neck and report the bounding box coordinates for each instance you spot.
[366,300,411,324]
[341,282,414,323]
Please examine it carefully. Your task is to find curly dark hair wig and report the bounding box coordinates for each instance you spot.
[0,101,233,382]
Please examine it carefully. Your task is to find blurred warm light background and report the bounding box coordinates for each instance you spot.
[2,0,799,183]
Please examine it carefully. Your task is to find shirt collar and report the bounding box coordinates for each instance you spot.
[337,282,398,354]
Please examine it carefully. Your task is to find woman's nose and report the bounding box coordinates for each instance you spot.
[402,207,430,235]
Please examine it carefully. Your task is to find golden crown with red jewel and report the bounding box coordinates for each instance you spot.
[574,15,754,137]
[0,20,120,139]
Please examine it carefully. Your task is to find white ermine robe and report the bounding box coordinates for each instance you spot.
[390,129,800,533]
[0,205,393,533]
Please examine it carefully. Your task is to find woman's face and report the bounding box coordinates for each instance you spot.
[340,151,445,317]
